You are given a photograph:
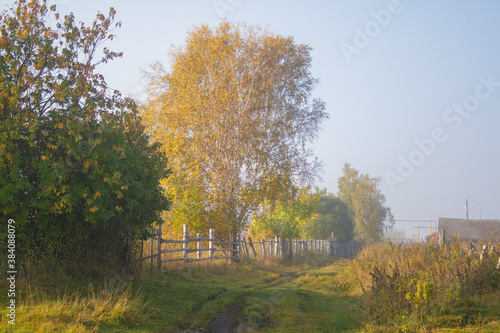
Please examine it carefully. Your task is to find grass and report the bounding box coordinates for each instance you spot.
[0,254,362,332]
[0,279,150,332]
[338,240,500,332]
[1,243,499,332]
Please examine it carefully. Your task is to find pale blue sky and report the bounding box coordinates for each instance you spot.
[6,0,500,239]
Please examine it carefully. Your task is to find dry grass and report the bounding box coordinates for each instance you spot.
[0,281,151,332]
[337,240,500,332]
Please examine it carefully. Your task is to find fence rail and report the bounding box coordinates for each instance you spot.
[238,237,362,260]
[134,224,363,272]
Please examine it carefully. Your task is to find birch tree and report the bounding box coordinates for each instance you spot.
[337,164,394,243]
[141,21,327,238]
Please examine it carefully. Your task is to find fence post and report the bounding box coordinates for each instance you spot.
[242,237,250,258]
[282,237,288,259]
[197,232,202,260]
[480,245,488,261]
[157,224,162,271]
[209,228,215,263]
[261,239,266,258]
[183,224,189,268]
[139,240,144,272]
[439,229,446,246]
[231,234,239,264]
[150,233,154,273]
[236,233,241,262]
[228,235,232,264]
[288,236,293,260]
[248,236,257,257]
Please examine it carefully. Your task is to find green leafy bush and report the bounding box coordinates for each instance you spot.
[0,0,170,272]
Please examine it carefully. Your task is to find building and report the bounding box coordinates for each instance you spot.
[438,218,500,241]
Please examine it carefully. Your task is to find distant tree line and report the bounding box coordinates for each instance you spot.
[248,164,393,245]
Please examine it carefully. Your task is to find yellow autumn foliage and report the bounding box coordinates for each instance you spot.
[141,21,327,239]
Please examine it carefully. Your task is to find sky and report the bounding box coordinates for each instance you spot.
[4,0,500,240]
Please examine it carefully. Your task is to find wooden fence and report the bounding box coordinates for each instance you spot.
[134,224,238,272]
[134,224,363,272]
[238,236,362,260]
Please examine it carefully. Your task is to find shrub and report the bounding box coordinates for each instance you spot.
[0,0,170,272]
[342,240,500,330]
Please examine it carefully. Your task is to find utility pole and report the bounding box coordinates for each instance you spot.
[465,199,469,220]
